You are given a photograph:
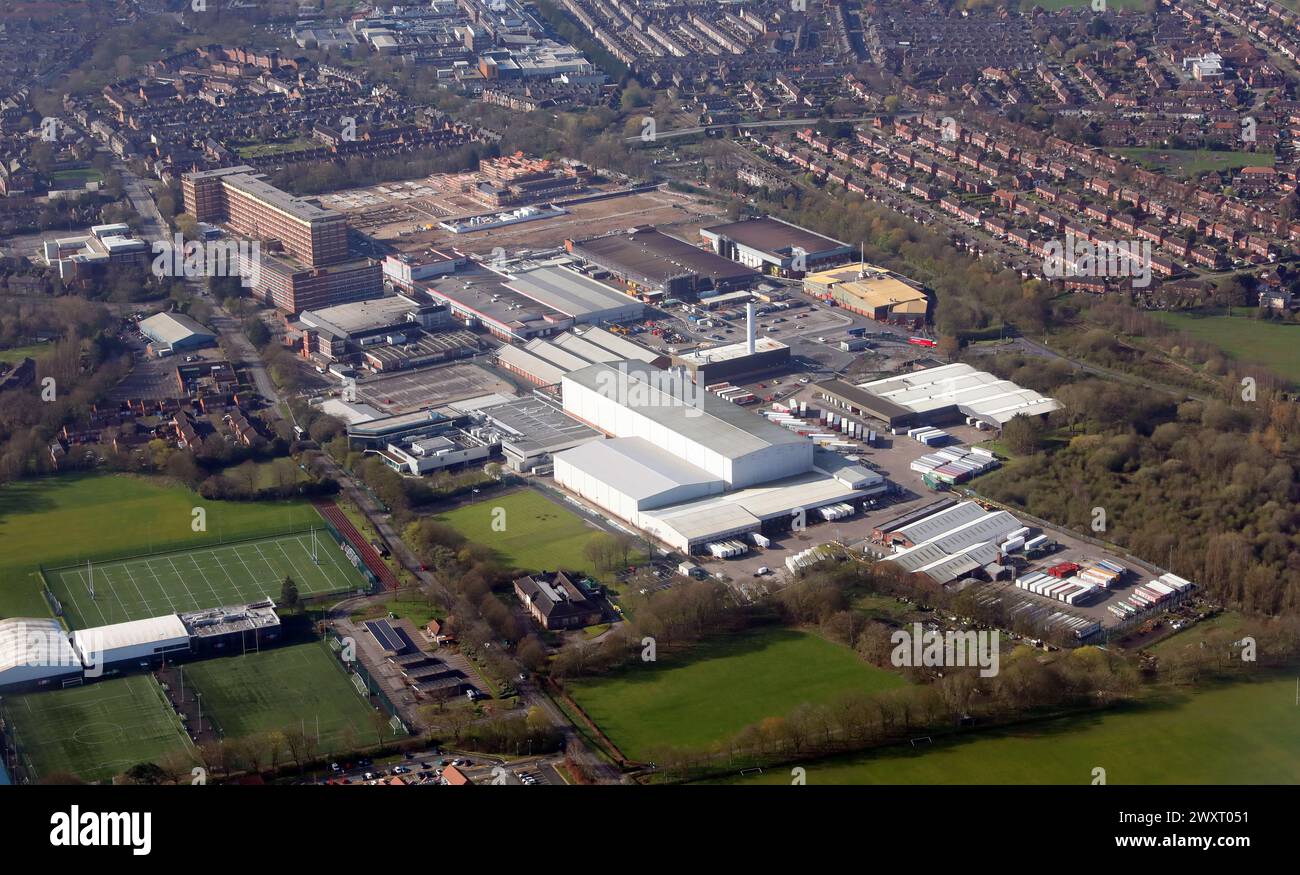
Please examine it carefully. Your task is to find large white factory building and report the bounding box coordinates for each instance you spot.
[561,362,814,489]
[555,362,887,553]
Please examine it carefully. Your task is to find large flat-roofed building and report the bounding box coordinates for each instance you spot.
[674,335,790,384]
[700,216,852,277]
[818,363,1060,429]
[566,228,761,300]
[422,270,572,342]
[346,408,456,449]
[182,166,349,268]
[634,469,883,554]
[139,311,217,356]
[804,263,929,326]
[294,294,453,360]
[251,252,383,313]
[498,324,670,389]
[554,436,726,519]
[505,264,644,325]
[561,361,813,489]
[41,223,150,281]
[70,615,192,671]
[474,395,601,472]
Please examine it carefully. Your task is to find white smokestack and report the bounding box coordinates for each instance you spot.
[746,301,756,354]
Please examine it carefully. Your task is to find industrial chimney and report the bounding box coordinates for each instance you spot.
[746,301,756,355]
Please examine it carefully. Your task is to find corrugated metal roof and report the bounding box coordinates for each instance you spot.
[497,344,566,385]
[505,265,643,319]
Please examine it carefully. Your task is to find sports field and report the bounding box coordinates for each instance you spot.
[1153,311,1300,384]
[180,643,388,753]
[1115,147,1274,179]
[717,676,1300,785]
[434,489,600,573]
[47,530,367,629]
[2,675,192,783]
[0,473,329,619]
[567,628,905,761]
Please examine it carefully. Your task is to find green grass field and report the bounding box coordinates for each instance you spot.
[0,342,54,364]
[48,530,367,629]
[718,676,1300,784]
[234,138,317,159]
[180,643,389,753]
[1115,147,1274,179]
[2,675,192,783]
[1153,311,1300,383]
[434,489,601,574]
[567,628,905,760]
[0,473,329,620]
[50,168,104,185]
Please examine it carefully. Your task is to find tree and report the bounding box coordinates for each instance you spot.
[122,762,168,785]
[280,576,300,611]
[1002,414,1046,455]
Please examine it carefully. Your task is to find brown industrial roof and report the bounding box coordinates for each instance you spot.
[701,216,848,256]
[571,228,759,286]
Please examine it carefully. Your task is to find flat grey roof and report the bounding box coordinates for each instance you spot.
[222,171,340,225]
[564,362,807,460]
[481,395,599,455]
[300,295,422,337]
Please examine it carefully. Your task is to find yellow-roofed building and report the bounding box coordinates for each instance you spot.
[803,264,929,326]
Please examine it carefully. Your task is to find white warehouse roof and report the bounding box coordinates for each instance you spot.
[563,362,808,462]
[887,507,1023,576]
[556,437,723,505]
[859,363,1060,426]
[139,311,216,347]
[72,614,189,660]
[0,617,79,678]
[637,471,872,547]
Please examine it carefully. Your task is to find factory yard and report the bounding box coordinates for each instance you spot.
[354,361,517,414]
[322,178,725,260]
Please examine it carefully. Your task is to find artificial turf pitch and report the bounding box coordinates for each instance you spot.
[179,643,387,753]
[2,675,192,783]
[48,530,367,629]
